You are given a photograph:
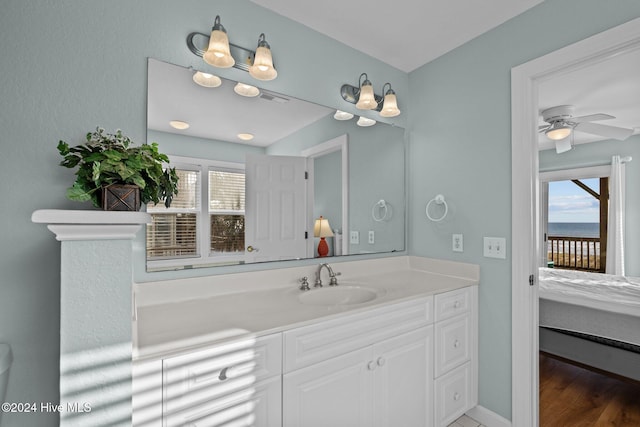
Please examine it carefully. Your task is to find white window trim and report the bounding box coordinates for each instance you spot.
[147,155,245,270]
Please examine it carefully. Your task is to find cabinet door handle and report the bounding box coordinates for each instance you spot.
[377,357,386,367]
[453,300,461,309]
[453,339,460,348]
[367,361,377,371]
[218,367,231,381]
[453,392,460,401]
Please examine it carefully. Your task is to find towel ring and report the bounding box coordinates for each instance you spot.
[372,199,392,222]
[426,194,448,222]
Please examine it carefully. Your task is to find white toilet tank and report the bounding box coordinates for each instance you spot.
[0,343,12,415]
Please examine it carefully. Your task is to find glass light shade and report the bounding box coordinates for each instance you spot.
[380,93,401,117]
[193,71,222,88]
[313,217,334,238]
[249,46,277,81]
[203,28,235,68]
[334,110,354,121]
[233,82,260,97]
[545,125,572,141]
[357,116,376,127]
[356,83,377,110]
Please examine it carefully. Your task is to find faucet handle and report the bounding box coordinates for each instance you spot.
[299,277,310,291]
[329,271,341,286]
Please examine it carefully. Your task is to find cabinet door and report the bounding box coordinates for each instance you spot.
[372,326,433,427]
[283,347,374,427]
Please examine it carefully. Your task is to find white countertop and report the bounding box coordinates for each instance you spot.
[134,256,479,361]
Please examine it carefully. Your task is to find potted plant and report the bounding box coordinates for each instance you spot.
[57,127,179,211]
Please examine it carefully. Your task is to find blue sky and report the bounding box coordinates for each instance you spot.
[548,178,600,223]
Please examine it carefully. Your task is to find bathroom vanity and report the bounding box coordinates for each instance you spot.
[132,256,479,427]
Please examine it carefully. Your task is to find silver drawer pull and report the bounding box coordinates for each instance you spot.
[367,361,377,371]
[453,392,460,401]
[377,357,386,367]
[218,367,231,381]
[453,340,460,348]
[453,300,461,309]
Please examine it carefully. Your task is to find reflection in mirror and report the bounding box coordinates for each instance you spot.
[146,59,405,271]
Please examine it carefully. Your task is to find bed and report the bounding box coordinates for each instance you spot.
[538,267,640,380]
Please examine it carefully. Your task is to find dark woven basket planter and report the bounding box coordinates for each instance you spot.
[101,184,141,211]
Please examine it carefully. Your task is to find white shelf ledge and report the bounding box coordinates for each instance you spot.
[32,209,151,241]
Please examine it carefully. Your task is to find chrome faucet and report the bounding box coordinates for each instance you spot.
[315,263,340,287]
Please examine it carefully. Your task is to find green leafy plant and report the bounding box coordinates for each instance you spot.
[57,127,179,208]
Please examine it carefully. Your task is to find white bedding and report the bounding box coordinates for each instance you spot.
[538,267,640,317]
[539,267,640,347]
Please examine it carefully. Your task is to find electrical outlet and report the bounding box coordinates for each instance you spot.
[368,230,375,244]
[350,231,359,244]
[483,237,506,259]
[452,234,463,252]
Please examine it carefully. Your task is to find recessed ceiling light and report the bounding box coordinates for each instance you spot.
[237,133,254,141]
[334,110,354,121]
[356,116,376,127]
[233,82,260,97]
[169,120,190,130]
[193,71,222,88]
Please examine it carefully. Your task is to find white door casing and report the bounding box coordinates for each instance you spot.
[511,17,640,427]
[245,154,307,263]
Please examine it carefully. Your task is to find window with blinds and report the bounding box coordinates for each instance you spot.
[145,160,246,266]
[209,169,245,253]
[146,169,200,259]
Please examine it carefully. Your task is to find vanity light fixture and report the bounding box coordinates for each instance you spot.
[357,116,376,127]
[333,110,354,121]
[192,71,222,88]
[248,34,277,81]
[233,82,260,97]
[169,120,190,130]
[379,83,401,117]
[187,15,278,81]
[203,16,235,68]
[340,73,401,117]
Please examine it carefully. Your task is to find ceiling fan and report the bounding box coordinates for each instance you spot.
[539,105,634,153]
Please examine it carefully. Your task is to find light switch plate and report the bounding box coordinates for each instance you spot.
[350,231,359,244]
[484,237,506,259]
[368,230,375,244]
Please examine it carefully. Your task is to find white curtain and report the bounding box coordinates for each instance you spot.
[606,155,625,275]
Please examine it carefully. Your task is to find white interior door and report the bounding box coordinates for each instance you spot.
[245,154,307,263]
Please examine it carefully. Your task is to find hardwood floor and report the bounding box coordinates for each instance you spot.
[539,352,640,426]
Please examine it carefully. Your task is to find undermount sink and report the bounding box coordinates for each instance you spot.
[298,285,382,306]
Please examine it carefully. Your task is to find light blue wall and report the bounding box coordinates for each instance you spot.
[3,0,640,425]
[407,0,640,419]
[0,1,405,426]
[539,135,640,277]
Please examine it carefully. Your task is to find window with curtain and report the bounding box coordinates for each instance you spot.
[146,157,245,268]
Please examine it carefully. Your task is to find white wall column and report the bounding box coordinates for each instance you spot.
[32,210,150,427]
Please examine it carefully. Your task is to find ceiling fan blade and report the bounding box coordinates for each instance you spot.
[574,122,633,140]
[538,124,550,132]
[555,138,572,154]
[572,113,615,123]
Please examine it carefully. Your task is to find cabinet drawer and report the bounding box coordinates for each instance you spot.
[163,333,282,415]
[434,362,471,427]
[435,314,470,377]
[434,287,470,321]
[284,297,433,372]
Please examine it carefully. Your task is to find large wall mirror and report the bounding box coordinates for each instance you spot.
[145,58,405,271]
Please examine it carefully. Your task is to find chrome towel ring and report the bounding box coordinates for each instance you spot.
[426,194,448,222]
[372,199,392,222]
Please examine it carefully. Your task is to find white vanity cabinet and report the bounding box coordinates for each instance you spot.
[282,298,434,427]
[161,333,283,427]
[433,286,478,426]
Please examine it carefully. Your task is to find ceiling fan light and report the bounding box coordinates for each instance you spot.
[545,123,572,141]
[249,34,277,81]
[203,16,235,68]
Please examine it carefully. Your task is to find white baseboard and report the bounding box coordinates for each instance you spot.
[466,405,511,427]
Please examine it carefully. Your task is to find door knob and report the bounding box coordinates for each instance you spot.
[246,245,259,252]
